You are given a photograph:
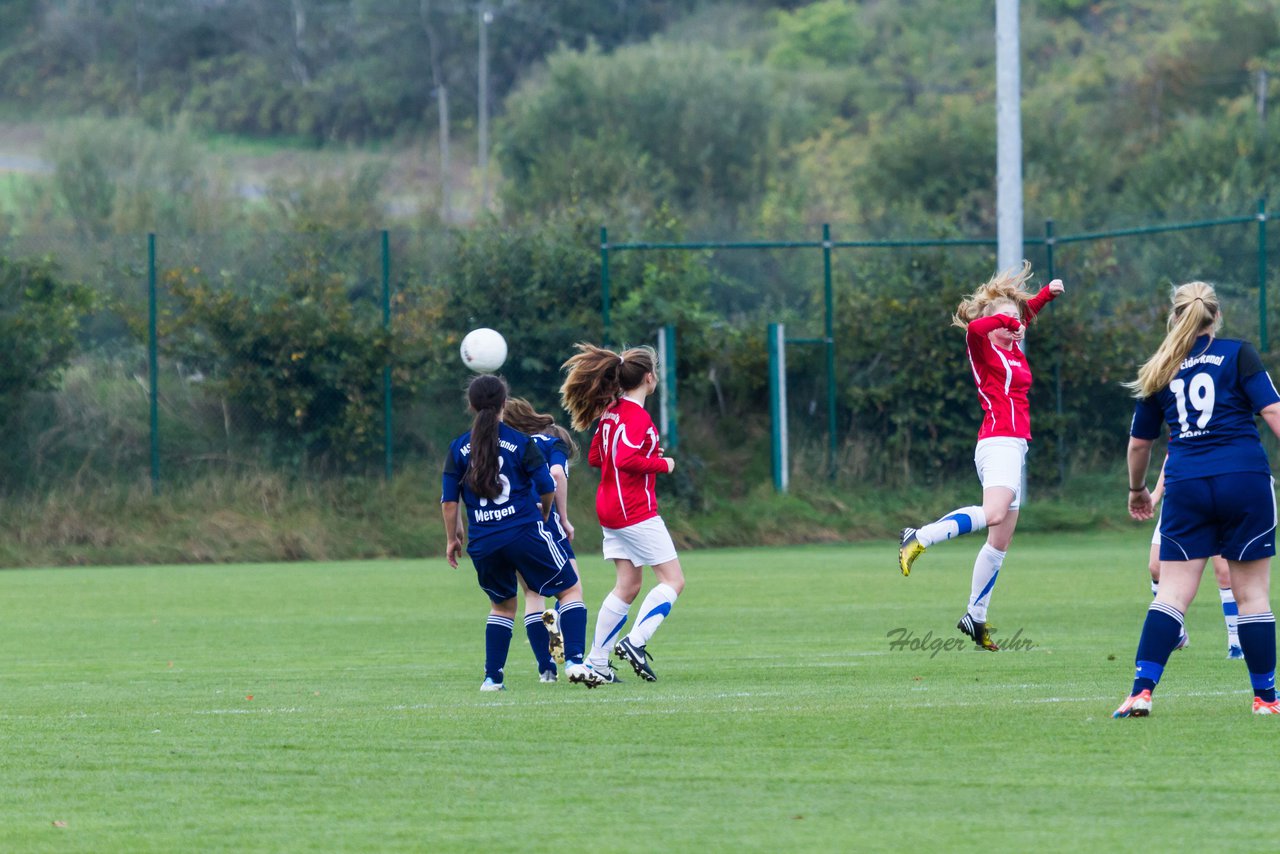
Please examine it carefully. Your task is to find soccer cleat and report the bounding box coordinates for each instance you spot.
[898,528,925,576]
[480,677,506,692]
[565,662,605,688]
[539,668,558,683]
[1112,689,1153,718]
[615,637,657,681]
[1175,629,1190,651]
[1252,696,1280,715]
[542,609,565,666]
[589,662,623,684]
[957,613,999,651]
[1228,643,1244,660]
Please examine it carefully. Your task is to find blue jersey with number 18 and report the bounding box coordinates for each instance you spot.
[1130,335,1280,484]
[441,422,555,557]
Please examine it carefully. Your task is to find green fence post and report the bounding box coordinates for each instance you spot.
[1259,198,1269,353]
[381,229,393,480]
[148,232,160,495]
[768,323,788,493]
[822,223,837,480]
[657,324,678,451]
[1046,218,1065,487]
[601,226,611,347]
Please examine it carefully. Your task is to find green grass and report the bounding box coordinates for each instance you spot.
[1,530,1276,850]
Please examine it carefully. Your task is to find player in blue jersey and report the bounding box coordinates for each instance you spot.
[1114,281,1280,718]
[502,397,622,684]
[441,374,602,690]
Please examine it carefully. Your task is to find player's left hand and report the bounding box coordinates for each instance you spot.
[563,519,575,541]
[1048,278,1065,296]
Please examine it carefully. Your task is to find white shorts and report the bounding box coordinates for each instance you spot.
[974,437,1028,510]
[601,516,678,567]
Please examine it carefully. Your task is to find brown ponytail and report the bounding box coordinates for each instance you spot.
[559,343,657,432]
[464,374,508,500]
[504,396,579,461]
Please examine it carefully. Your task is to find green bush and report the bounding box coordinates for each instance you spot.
[0,255,94,406]
[155,229,438,470]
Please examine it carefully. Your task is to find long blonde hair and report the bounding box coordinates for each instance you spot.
[559,343,657,433]
[1125,281,1222,398]
[953,261,1039,329]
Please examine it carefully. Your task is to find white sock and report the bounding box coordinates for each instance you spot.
[916,506,988,548]
[1220,586,1240,646]
[625,583,679,648]
[1151,580,1159,597]
[587,592,631,668]
[967,543,1006,622]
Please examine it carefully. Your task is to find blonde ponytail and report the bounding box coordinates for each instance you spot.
[1125,281,1222,398]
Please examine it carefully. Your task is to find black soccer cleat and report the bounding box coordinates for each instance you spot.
[614,637,657,681]
[957,613,1000,651]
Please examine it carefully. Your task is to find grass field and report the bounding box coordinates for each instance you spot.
[2,529,1278,851]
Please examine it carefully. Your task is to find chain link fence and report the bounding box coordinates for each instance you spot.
[0,203,1276,497]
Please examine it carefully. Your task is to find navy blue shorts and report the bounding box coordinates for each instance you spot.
[1159,472,1277,562]
[548,511,575,561]
[471,521,578,604]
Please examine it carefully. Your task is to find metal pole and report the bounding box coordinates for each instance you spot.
[381,229,393,480]
[1260,198,1269,353]
[148,232,160,494]
[822,223,837,480]
[601,226,611,347]
[478,5,491,209]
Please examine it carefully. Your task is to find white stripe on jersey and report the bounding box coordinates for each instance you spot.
[610,424,628,522]
[989,341,1017,434]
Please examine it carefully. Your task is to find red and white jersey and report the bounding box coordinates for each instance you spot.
[965,286,1057,441]
[588,396,669,530]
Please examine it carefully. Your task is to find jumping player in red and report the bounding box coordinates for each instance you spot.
[560,343,682,682]
[898,262,1064,651]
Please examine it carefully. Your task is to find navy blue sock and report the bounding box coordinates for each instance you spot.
[1238,611,1277,702]
[558,600,588,664]
[485,615,514,683]
[1132,602,1184,695]
[524,613,554,672]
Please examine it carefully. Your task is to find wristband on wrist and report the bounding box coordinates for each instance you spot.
[1129,485,1146,492]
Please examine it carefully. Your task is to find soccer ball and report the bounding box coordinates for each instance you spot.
[460,328,508,373]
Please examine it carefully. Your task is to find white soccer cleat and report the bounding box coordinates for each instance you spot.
[480,677,505,692]
[565,662,604,688]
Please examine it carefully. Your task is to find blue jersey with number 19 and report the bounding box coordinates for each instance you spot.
[1130,335,1280,484]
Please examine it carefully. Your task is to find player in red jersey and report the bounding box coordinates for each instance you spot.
[897,262,1064,650]
[560,343,682,682]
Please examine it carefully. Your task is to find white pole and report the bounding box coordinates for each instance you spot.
[995,0,1027,501]
[995,0,1023,273]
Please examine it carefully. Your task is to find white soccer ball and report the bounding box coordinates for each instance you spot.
[460,327,508,373]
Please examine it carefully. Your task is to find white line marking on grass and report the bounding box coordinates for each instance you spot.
[194,707,303,715]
